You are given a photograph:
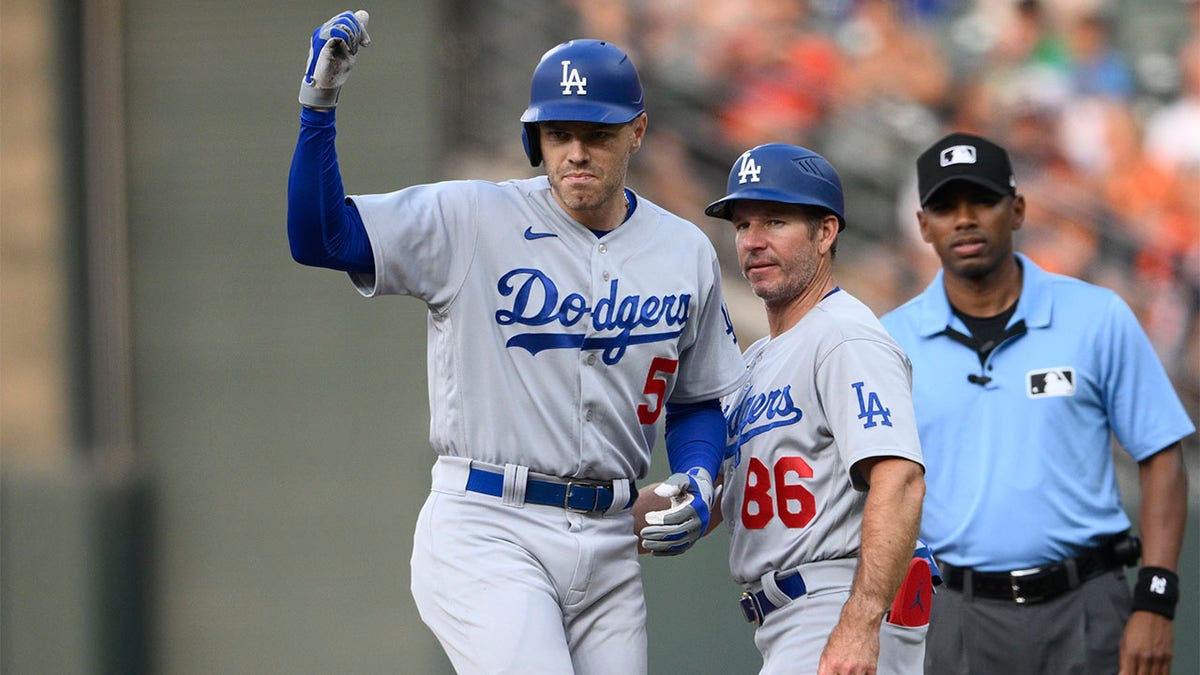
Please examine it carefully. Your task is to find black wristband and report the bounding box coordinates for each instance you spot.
[1132,566,1179,619]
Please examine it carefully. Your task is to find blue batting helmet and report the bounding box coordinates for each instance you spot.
[520,39,645,166]
[704,143,846,231]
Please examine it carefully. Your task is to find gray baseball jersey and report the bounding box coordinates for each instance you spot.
[349,175,745,674]
[349,176,746,480]
[721,288,924,585]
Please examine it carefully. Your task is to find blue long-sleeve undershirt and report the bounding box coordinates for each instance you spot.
[287,107,374,273]
[664,399,725,480]
[290,108,726,480]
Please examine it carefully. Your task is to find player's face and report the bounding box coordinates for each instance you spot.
[918,182,1024,281]
[539,116,646,228]
[731,200,836,307]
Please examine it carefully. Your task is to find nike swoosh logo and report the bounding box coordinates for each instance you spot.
[523,227,558,240]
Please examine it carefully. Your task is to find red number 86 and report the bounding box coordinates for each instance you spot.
[741,456,816,529]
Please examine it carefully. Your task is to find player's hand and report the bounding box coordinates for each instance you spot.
[817,625,879,675]
[299,10,371,109]
[638,467,713,556]
[1118,611,1173,675]
[819,596,882,675]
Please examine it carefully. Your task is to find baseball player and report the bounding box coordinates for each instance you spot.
[640,144,932,675]
[287,11,746,675]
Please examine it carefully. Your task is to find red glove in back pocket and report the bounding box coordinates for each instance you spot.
[887,557,933,627]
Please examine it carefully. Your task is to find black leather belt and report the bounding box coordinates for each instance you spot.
[739,572,808,626]
[939,537,1134,604]
[465,467,636,512]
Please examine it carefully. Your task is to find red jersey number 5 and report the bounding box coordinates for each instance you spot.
[741,456,816,529]
[637,357,679,424]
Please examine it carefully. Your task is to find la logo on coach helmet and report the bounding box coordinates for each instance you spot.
[705,143,845,227]
[939,145,977,167]
[737,152,763,185]
[559,60,588,95]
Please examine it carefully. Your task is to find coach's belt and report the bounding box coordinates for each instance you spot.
[939,536,1136,604]
[465,466,636,513]
[739,572,808,626]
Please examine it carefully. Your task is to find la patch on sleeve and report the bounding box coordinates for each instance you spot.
[852,381,893,428]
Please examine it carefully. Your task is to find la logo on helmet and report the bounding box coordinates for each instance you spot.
[559,60,588,95]
[737,152,763,185]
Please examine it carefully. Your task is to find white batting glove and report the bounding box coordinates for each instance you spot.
[299,10,371,109]
[639,468,714,556]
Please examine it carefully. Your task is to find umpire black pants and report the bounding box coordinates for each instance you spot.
[925,568,1130,674]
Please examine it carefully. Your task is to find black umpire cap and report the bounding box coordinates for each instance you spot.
[916,132,1017,206]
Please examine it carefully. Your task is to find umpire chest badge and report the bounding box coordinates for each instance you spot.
[1026,367,1076,398]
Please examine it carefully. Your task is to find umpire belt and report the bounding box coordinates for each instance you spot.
[939,535,1138,605]
[434,457,636,514]
[739,558,857,626]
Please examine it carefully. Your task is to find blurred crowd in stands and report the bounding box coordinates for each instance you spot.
[563,0,1200,405]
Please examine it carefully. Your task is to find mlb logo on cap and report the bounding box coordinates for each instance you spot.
[939,145,977,167]
[917,132,1016,206]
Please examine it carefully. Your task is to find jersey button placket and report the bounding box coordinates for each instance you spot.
[580,242,611,464]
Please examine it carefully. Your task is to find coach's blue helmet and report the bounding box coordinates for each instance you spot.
[520,39,645,166]
[705,143,846,231]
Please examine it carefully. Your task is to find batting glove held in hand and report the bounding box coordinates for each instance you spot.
[299,10,371,109]
[639,467,713,556]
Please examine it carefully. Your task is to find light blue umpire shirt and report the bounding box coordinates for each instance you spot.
[881,253,1195,571]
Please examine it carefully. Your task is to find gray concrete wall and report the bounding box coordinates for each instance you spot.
[121,2,449,672]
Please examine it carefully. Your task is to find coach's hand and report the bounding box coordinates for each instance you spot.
[639,467,713,556]
[299,10,371,109]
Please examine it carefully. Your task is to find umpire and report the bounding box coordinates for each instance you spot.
[881,132,1194,674]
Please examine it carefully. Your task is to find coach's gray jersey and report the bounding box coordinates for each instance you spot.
[721,289,923,585]
[347,176,746,481]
